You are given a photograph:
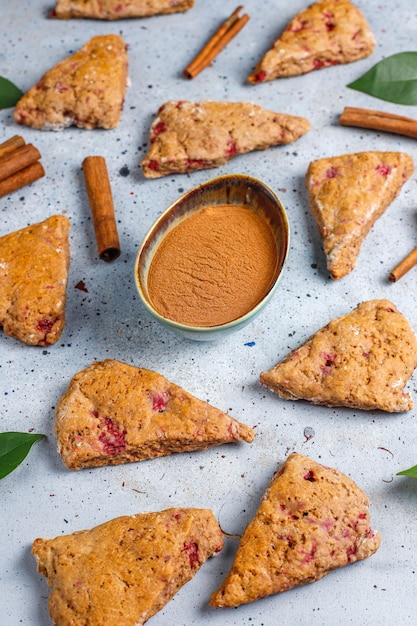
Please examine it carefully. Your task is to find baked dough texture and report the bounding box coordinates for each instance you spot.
[33,507,224,626]
[55,358,255,469]
[141,100,310,178]
[210,452,380,608]
[14,34,128,130]
[0,215,70,346]
[54,0,194,19]
[260,299,417,412]
[248,0,375,83]
[306,151,414,279]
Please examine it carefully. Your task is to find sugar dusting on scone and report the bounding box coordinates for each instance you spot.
[33,508,224,626]
[14,34,128,130]
[53,0,194,19]
[141,100,310,178]
[260,300,417,412]
[248,0,375,83]
[210,452,380,608]
[0,215,70,346]
[306,151,414,279]
[55,358,255,470]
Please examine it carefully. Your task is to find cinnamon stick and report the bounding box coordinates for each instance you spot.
[340,106,417,139]
[0,144,41,183]
[184,6,250,79]
[389,247,417,282]
[82,156,121,262]
[0,135,25,159]
[0,162,45,198]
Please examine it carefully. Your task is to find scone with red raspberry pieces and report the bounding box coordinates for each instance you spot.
[141,100,310,178]
[260,299,417,412]
[53,0,194,19]
[33,507,223,626]
[248,0,375,83]
[210,452,380,608]
[14,34,128,130]
[306,151,414,279]
[0,215,70,346]
[55,358,254,469]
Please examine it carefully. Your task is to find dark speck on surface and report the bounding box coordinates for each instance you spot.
[119,165,130,177]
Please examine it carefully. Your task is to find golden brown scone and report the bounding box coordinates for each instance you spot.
[248,0,375,83]
[141,100,310,178]
[33,507,224,626]
[210,452,380,608]
[260,300,417,412]
[54,0,194,19]
[306,151,414,279]
[14,34,128,130]
[0,215,70,346]
[55,358,254,469]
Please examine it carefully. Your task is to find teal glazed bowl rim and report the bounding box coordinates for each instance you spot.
[134,174,290,341]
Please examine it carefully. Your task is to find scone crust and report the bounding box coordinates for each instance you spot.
[210,453,380,607]
[14,34,128,130]
[248,0,375,83]
[0,215,70,346]
[33,508,224,626]
[306,151,414,279]
[55,358,254,469]
[141,100,310,178]
[54,0,194,19]
[260,300,417,412]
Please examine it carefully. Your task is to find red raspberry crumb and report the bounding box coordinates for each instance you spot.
[182,541,200,568]
[376,164,392,176]
[253,70,267,83]
[152,121,168,136]
[303,470,316,482]
[326,166,338,178]
[225,140,237,156]
[36,318,56,334]
[99,417,127,455]
[346,544,357,560]
[147,160,160,171]
[151,391,171,412]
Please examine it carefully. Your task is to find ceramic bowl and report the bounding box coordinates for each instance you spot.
[134,174,290,341]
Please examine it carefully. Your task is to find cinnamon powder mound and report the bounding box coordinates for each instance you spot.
[146,204,279,327]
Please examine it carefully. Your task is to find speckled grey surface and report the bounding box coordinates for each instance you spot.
[1,1,417,624]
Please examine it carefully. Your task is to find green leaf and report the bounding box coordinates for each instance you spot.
[347,52,417,105]
[397,464,417,478]
[0,432,45,479]
[0,76,23,109]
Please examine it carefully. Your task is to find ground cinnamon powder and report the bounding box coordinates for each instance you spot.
[146,204,278,327]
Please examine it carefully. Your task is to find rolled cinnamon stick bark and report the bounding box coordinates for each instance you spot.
[389,247,417,282]
[0,161,45,198]
[0,144,42,183]
[0,135,26,159]
[82,156,121,262]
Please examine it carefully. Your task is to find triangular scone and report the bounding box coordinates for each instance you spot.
[306,151,414,279]
[248,0,375,83]
[141,100,310,178]
[55,358,254,469]
[0,215,70,346]
[210,453,380,608]
[33,508,224,626]
[54,0,194,19]
[260,299,417,412]
[14,34,128,130]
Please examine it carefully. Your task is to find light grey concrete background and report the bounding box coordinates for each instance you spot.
[1,1,417,624]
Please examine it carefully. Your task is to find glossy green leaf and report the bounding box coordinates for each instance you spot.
[397,464,417,478]
[0,432,45,479]
[0,76,23,109]
[347,52,417,105]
